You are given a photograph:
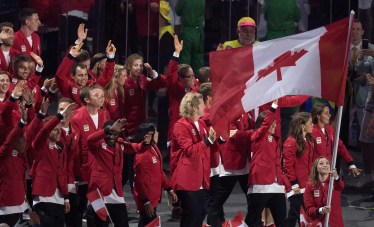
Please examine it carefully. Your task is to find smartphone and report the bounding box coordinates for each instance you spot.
[362,39,369,49]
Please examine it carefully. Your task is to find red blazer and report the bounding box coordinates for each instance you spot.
[249,109,290,189]
[31,114,68,197]
[303,178,344,227]
[104,91,126,121]
[24,113,45,169]
[220,113,252,171]
[87,129,145,196]
[0,121,28,206]
[166,57,199,140]
[283,137,315,189]
[0,48,20,73]
[134,144,171,212]
[55,53,115,107]
[259,96,308,138]
[13,31,41,56]
[170,118,211,190]
[312,124,353,165]
[133,0,160,38]
[60,127,80,185]
[70,106,110,181]
[124,74,166,136]
[200,108,221,168]
[0,97,18,145]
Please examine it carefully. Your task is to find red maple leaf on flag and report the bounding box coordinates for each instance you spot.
[256,49,308,82]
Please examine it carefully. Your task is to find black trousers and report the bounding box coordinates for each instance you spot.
[179,189,209,227]
[207,175,222,227]
[286,194,304,227]
[86,203,129,227]
[65,192,82,227]
[34,202,65,227]
[77,184,88,223]
[215,174,249,221]
[0,213,22,226]
[138,207,158,227]
[245,193,286,227]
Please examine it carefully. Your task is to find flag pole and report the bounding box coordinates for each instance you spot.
[96,188,114,226]
[324,10,355,226]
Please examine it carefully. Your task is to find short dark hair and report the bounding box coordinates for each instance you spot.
[178,64,191,79]
[58,97,74,106]
[197,67,210,83]
[71,63,88,75]
[75,50,91,63]
[0,22,14,32]
[134,122,156,143]
[13,54,32,68]
[19,8,37,25]
[198,82,212,102]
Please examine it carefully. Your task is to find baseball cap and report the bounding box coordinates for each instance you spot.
[160,0,172,21]
[237,17,256,27]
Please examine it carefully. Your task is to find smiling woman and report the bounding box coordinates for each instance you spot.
[0,72,10,101]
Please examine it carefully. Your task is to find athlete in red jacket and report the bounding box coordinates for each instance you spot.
[311,102,361,176]
[31,103,76,227]
[170,92,216,227]
[283,112,315,227]
[133,123,177,227]
[303,156,344,227]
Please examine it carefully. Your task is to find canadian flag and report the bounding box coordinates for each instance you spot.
[86,189,108,221]
[145,216,161,227]
[300,206,323,227]
[209,18,351,138]
[230,211,248,227]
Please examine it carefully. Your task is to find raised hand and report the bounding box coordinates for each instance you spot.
[62,103,77,117]
[105,40,116,56]
[43,78,54,89]
[216,43,225,51]
[208,127,216,142]
[144,63,155,77]
[30,52,43,66]
[40,97,50,114]
[77,23,88,43]
[174,35,183,54]
[13,81,25,97]
[110,118,127,133]
[70,42,84,57]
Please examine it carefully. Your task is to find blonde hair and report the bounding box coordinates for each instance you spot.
[179,92,203,119]
[105,65,125,104]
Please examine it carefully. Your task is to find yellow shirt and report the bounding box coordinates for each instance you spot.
[223,40,259,49]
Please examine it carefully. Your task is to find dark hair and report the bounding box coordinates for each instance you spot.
[103,120,115,129]
[197,67,210,83]
[254,111,267,130]
[71,63,88,75]
[75,50,91,63]
[19,8,37,25]
[288,112,313,156]
[13,54,32,68]
[178,64,191,79]
[0,22,14,32]
[134,122,156,143]
[311,102,328,124]
[198,82,212,102]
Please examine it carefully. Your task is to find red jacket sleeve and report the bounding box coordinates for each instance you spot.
[304,182,322,220]
[283,137,298,186]
[0,122,26,158]
[250,108,276,143]
[95,59,115,87]
[55,54,74,97]
[32,114,63,150]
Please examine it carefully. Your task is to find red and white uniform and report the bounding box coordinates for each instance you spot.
[70,106,110,182]
[133,144,171,212]
[0,121,28,208]
[303,178,344,227]
[249,108,290,189]
[283,137,315,190]
[170,118,211,190]
[31,114,68,199]
[87,129,146,197]
[124,74,166,136]
[312,124,353,165]
[0,48,20,73]
[165,56,199,140]
[55,53,115,106]
[13,31,41,56]
[104,91,125,121]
